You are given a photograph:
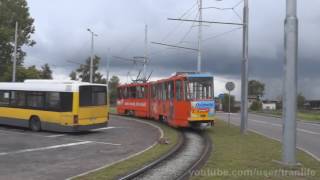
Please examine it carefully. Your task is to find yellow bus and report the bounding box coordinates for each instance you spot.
[0,80,109,132]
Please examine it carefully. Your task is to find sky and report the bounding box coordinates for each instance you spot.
[24,0,320,100]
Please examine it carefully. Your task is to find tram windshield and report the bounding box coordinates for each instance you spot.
[186,77,213,100]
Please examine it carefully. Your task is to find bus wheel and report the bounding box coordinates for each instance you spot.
[30,116,41,132]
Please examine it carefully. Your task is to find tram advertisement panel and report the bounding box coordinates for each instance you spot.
[190,101,215,120]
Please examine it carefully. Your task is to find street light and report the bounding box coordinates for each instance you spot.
[87,28,98,83]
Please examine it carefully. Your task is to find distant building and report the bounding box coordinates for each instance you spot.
[262,101,277,111]
[304,100,320,110]
[248,95,259,108]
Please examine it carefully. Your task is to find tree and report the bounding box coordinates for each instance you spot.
[248,80,265,100]
[250,101,262,111]
[222,93,235,112]
[75,56,106,83]
[69,71,77,80]
[297,93,306,109]
[0,0,35,80]
[40,64,52,79]
[108,76,120,105]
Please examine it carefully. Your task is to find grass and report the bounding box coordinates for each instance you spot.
[75,118,179,180]
[192,120,320,180]
[253,110,320,123]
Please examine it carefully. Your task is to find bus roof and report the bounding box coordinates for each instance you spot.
[0,80,107,92]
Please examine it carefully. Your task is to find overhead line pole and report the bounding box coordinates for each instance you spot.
[12,22,18,82]
[197,0,203,72]
[282,0,298,166]
[87,28,98,83]
[240,0,249,134]
[144,24,149,81]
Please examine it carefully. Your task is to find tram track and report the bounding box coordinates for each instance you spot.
[118,125,212,180]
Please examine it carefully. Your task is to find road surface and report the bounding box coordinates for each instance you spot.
[0,116,161,180]
[216,112,320,161]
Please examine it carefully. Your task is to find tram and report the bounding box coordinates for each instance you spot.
[117,72,215,128]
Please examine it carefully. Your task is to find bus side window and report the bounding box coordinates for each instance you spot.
[10,91,26,107]
[45,92,60,110]
[176,80,182,101]
[27,92,45,109]
[0,91,10,106]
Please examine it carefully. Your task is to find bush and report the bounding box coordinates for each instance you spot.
[250,101,262,111]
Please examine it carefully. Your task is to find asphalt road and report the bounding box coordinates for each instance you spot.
[0,116,161,180]
[216,112,320,161]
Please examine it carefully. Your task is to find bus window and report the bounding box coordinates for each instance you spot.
[80,86,107,106]
[176,80,182,101]
[10,91,26,107]
[92,86,107,105]
[60,92,73,112]
[27,92,45,108]
[0,91,10,106]
[45,92,60,110]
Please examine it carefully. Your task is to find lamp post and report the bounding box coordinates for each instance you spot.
[87,28,98,83]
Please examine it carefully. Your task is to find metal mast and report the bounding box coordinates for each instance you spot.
[87,28,97,83]
[144,24,148,81]
[282,0,298,166]
[12,22,18,82]
[197,0,203,72]
[240,0,249,134]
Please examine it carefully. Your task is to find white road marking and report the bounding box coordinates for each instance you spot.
[90,126,117,131]
[0,141,92,156]
[45,134,66,138]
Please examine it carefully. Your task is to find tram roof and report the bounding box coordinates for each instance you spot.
[0,80,107,92]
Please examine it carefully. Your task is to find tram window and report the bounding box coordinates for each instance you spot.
[162,83,166,100]
[129,87,136,98]
[186,77,213,100]
[168,81,174,100]
[151,85,156,99]
[123,87,128,99]
[157,84,161,100]
[176,81,182,101]
[136,86,145,99]
[0,91,10,106]
[27,92,45,109]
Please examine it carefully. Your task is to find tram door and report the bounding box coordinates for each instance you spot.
[168,81,174,123]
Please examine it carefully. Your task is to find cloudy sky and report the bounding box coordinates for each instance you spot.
[24,0,320,100]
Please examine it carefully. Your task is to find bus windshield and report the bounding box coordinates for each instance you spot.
[186,77,213,100]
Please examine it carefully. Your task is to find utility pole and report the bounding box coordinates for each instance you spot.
[240,0,249,134]
[12,22,18,82]
[282,0,298,166]
[87,28,98,83]
[106,49,111,109]
[144,24,148,81]
[197,0,203,72]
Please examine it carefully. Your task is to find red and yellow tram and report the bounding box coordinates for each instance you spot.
[116,72,215,128]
